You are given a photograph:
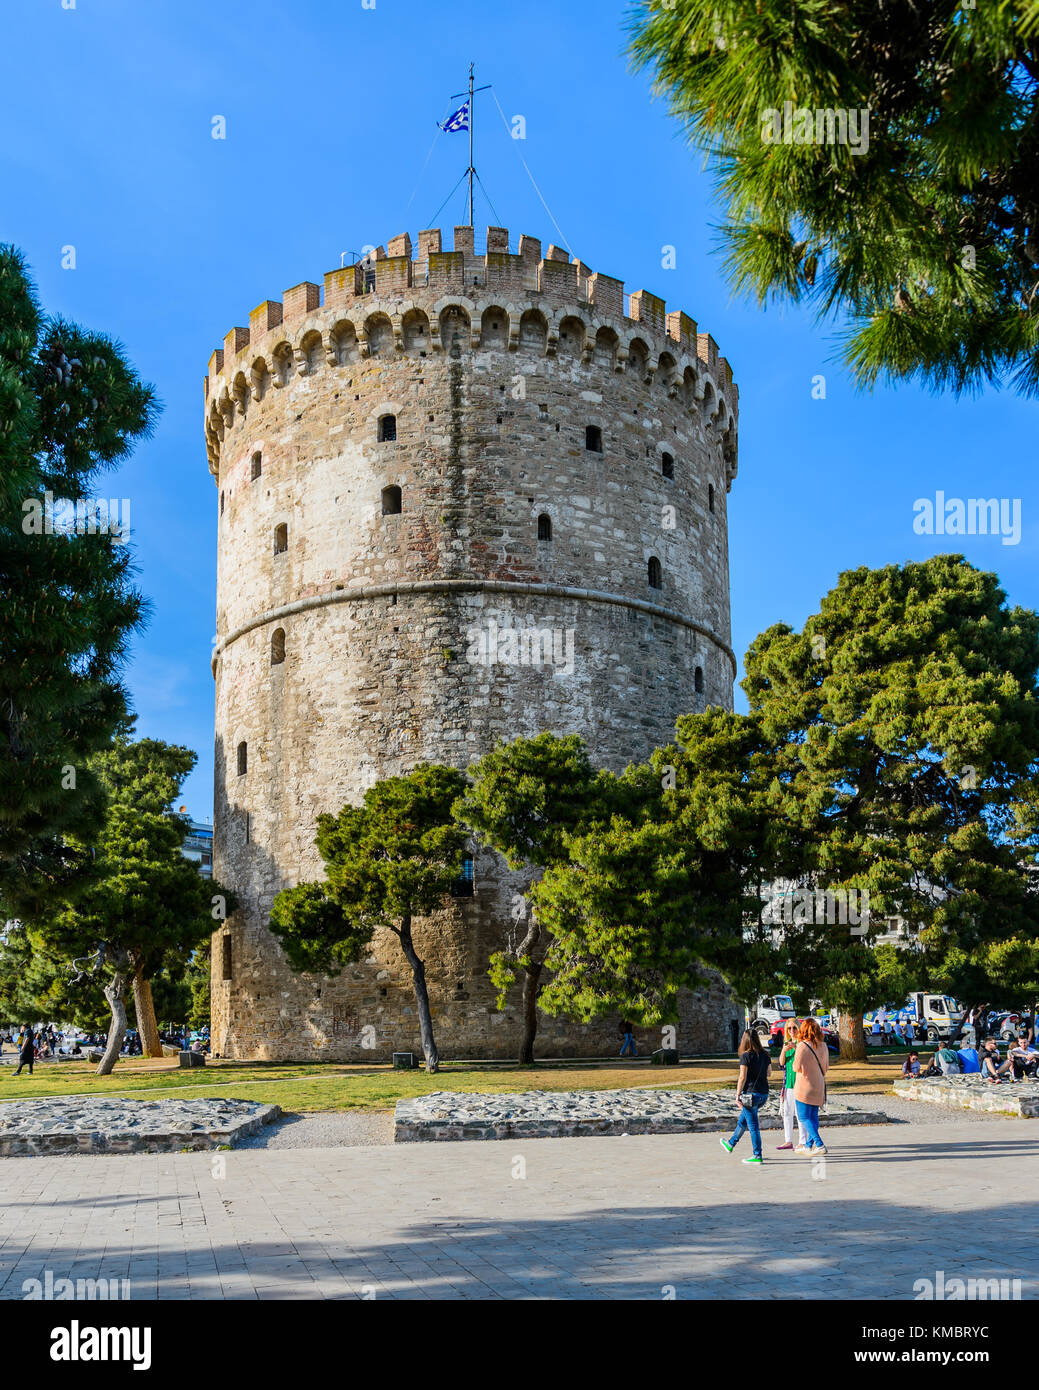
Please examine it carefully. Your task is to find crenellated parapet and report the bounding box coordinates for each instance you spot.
[203,225,739,487]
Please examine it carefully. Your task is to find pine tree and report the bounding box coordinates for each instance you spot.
[0,246,156,920]
[269,766,470,1074]
[630,0,1039,394]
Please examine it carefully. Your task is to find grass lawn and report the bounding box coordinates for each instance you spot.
[0,1051,914,1113]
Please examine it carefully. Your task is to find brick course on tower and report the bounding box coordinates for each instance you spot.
[205,225,743,1061]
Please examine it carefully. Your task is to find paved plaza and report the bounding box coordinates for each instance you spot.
[1,1115,1036,1300]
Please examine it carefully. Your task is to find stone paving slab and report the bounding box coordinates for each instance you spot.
[894,1076,1039,1117]
[0,1118,1035,1301]
[0,1098,281,1156]
[393,1087,889,1141]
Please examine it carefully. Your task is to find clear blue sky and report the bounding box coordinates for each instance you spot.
[3,0,1034,818]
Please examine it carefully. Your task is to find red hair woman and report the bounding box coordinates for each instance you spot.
[793,1017,829,1154]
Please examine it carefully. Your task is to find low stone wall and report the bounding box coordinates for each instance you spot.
[393,1088,889,1142]
[893,1076,1039,1117]
[0,1098,281,1156]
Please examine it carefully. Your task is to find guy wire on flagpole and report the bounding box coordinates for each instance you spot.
[489,87,574,258]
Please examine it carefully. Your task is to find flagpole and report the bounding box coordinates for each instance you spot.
[468,62,474,229]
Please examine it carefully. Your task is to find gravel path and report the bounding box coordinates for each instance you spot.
[235,1110,394,1149]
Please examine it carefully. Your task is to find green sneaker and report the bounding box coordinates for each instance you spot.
[718,1137,734,1153]
[742,1156,763,1164]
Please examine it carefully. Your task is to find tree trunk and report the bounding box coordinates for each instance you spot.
[131,959,163,1058]
[397,916,439,1073]
[838,1011,867,1061]
[96,968,130,1076]
[519,959,543,1065]
[515,917,544,1065]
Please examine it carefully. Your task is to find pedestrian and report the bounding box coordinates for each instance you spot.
[618,1020,636,1058]
[776,1019,806,1151]
[793,1017,830,1155]
[719,1028,771,1164]
[12,1025,36,1077]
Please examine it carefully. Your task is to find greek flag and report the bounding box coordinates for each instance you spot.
[440,101,470,133]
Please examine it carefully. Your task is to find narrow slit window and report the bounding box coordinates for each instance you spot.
[648,556,662,590]
[695,665,704,694]
[251,452,262,481]
[661,452,674,479]
[709,483,716,513]
[537,513,553,541]
[236,741,247,776]
[221,935,233,982]
[382,485,402,516]
[220,491,225,515]
[271,628,285,665]
[378,413,397,442]
[585,425,603,453]
[274,523,288,554]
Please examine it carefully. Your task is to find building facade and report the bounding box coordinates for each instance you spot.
[205,225,742,1060]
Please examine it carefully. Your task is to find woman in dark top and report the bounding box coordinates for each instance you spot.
[720,1029,771,1164]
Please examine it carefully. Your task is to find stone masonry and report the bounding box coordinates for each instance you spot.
[205,225,741,1062]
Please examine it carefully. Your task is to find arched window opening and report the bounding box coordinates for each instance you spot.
[537,513,553,541]
[378,413,397,442]
[451,855,475,898]
[381,485,402,516]
[236,741,247,776]
[648,556,662,590]
[274,523,288,554]
[585,425,603,453]
[695,666,704,694]
[271,628,286,666]
[661,452,674,479]
[251,452,262,481]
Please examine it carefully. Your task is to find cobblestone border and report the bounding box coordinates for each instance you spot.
[893,1077,1039,1117]
[393,1089,890,1142]
[0,1102,282,1157]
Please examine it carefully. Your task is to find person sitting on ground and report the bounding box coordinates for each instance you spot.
[901,1051,921,1078]
[956,1043,981,1074]
[937,1045,961,1076]
[1007,1035,1039,1080]
[980,1039,1004,1083]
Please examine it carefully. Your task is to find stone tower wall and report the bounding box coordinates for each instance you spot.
[206,225,742,1061]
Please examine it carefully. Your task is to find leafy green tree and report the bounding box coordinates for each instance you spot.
[0,247,156,921]
[527,712,797,1028]
[24,734,232,1074]
[187,950,212,1032]
[456,733,631,1061]
[270,766,470,1073]
[742,555,1039,1055]
[630,0,1039,394]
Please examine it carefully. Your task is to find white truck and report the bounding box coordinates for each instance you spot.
[865,992,962,1043]
[750,994,797,1038]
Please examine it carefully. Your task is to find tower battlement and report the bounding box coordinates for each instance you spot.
[204,225,737,481]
